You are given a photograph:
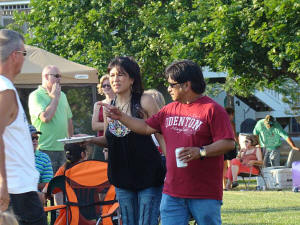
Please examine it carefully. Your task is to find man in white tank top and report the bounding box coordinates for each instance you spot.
[0,29,47,225]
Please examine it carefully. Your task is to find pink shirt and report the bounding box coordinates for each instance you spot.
[146,96,234,200]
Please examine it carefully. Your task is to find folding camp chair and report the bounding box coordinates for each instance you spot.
[239,165,264,190]
[44,160,121,225]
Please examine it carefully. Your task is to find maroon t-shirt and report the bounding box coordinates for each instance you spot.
[146,96,234,200]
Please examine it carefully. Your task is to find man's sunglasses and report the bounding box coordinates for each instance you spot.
[16,50,27,56]
[49,74,62,78]
[31,136,39,141]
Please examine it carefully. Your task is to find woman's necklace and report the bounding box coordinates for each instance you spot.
[116,99,131,114]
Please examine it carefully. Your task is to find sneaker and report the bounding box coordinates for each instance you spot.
[232,181,239,188]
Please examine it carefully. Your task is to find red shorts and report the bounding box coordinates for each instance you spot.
[226,158,259,181]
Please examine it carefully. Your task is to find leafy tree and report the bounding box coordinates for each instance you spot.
[12,0,299,100]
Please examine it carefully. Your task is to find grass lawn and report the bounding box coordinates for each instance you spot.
[222,190,300,225]
[189,181,300,225]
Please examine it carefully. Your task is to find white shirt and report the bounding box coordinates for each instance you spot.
[0,75,39,194]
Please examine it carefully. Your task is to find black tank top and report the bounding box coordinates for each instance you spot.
[105,96,165,190]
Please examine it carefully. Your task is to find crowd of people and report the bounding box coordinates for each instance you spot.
[0,28,299,225]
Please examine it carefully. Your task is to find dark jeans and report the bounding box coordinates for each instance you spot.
[9,191,47,225]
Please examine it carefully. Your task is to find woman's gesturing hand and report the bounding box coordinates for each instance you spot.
[98,102,123,120]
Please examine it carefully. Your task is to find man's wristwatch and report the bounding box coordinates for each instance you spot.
[199,147,206,160]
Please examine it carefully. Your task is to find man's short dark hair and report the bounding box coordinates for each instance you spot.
[165,60,206,94]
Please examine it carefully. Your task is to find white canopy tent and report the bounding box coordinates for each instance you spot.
[15,44,98,86]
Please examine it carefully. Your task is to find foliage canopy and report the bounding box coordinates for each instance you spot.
[12,0,299,96]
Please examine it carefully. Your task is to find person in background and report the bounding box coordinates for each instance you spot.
[0,29,47,225]
[91,74,115,160]
[91,56,166,225]
[225,134,263,189]
[253,115,299,167]
[144,89,167,163]
[29,125,53,191]
[223,107,238,189]
[43,143,87,206]
[28,65,73,173]
[102,59,235,225]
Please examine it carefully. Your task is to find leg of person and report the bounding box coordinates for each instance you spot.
[160,193,190,225]
[40,150,65,174]
[115,187,138,225]
[137,185,162,225]
[270,148,281,166]
[9,191,47,225]
[223,160,229,189]
[188,199,222,225]
[91,145,105,160]
[231,165,239,182]
[263,149,271,167]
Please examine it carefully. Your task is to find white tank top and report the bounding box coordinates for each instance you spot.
[0,75,39,194]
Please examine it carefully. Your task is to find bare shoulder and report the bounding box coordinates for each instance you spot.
[141,93,155,104]
[0,90,17,127]
[141,93,159,117]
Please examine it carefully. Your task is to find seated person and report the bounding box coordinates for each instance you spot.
[226,134,263,189]
[45,143,87,205]
[29,124,53,191]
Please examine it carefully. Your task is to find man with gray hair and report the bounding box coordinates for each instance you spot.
[29,65,73,173]
[0,29,47,224]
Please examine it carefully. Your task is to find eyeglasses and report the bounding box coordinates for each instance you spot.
[102,84,111,89]
[168,82,181,88]
[31,136,39,141]
[48,74,62,78]
[16,50,27,56]
[245,140,250,143]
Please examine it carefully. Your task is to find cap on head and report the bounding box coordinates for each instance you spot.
[264,115,275,128]
[28,124,42,135]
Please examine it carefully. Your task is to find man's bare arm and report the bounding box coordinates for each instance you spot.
[100,98,157,135]
[286,137,299,151]
[68,119,74,137]
[0,90,17,211]
[179,139,235,162]
[39,83,60,123]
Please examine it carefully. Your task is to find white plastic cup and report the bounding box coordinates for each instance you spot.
[175,147,187,168]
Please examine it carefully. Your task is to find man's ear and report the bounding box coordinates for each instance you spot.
[184,81,192,91]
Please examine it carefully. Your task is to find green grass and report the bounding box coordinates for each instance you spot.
[189,182,300,225]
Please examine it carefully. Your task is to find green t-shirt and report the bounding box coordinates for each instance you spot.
[29,86,72,151]
[253,118,289,150]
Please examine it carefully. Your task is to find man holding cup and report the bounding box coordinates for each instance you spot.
[102,60,235,225]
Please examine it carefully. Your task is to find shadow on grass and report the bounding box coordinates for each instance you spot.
[223,206,300,214]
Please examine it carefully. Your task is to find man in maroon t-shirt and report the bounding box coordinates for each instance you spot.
[102,60,235,225]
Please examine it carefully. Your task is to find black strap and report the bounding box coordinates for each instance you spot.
[66,199,117,207]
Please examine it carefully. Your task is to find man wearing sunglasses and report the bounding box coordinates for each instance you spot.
[0,29,47,224]
[102,60,235,225]
[28,65,73,174]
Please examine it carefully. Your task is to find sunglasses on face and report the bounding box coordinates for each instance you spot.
[49,74,62,79]
[31,136,39,141]
[167,82,181,88]
[245,140,250,143]
[102,84,111,89]
[16,50,27,56]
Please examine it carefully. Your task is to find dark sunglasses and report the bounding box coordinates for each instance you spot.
[102,84,111,88]
[245,140,250,143]
[31,136,39,141]
[16,50,27,56]
[49,74,62,78]
[168,82,181,88]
